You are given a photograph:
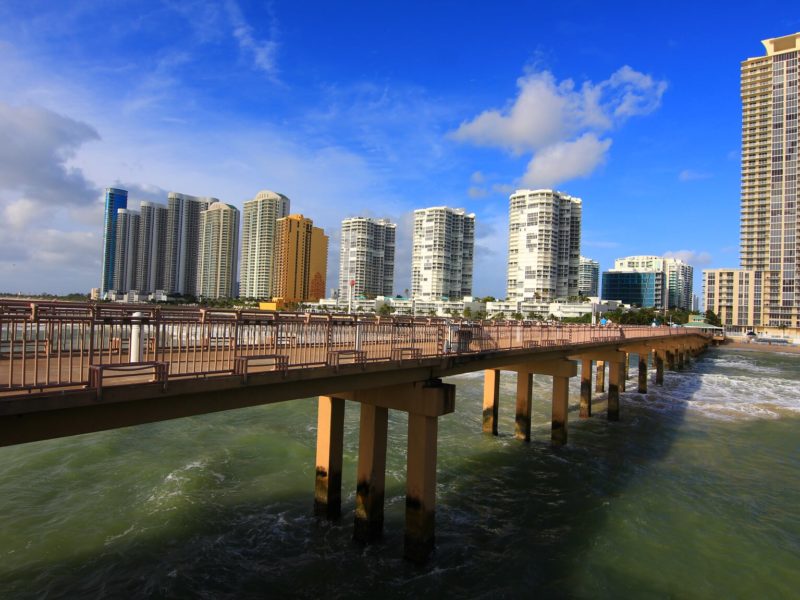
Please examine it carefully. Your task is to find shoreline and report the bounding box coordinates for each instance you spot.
[718,340,800,355]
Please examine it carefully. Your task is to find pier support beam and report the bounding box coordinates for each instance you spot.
[515,372,533,442]
[505,359,577,444]
[315,396,345,518]
[551,376,569,446]
[666,350,675,371]
[354,403,388,543]
[337,380,455,562]
[608,361,621,421]
[655,353,664,386]
[677,350,685,370]
[580,359,592,418]
[595,360,606,393]
[638,353,648,394]
[482,369,500,435]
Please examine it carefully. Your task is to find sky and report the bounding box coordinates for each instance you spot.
[0,1,798,298]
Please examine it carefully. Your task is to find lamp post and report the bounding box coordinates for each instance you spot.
[348,279,355,315]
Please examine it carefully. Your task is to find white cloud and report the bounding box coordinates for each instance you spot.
[583,240,621,249]
[225,0,279,79]
[0,102,100,205]
[470,170,485,183]
[663,250,712,266]
[523,133,612,188]
[452,66,666,188]
[678,169,712,182]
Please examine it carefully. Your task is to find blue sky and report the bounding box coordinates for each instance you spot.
[0,1,798,297]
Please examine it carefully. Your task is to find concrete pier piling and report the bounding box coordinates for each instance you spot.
[354,404,388,543]
[638,354,648,394]
[580,359,592,418]
[482,369,500,435]
[515,372,533,442]
[405,412,439,563]
[595,360,606,393]
[608,361,621,421]
[315,396,345,518]
[551,376,569,446]
[655,353,664,386]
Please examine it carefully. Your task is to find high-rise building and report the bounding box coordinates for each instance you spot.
[135,201,168,294]
[165,192,216,297]
[240,190,291,299]
[197,203,240,299]
[703,269,760,327]
[602,255,693,310]
[578,256,600,297]
[111,208,140,293]
[738,33,800,327]
[100,187,128,296]
[273,214,328,303]
[412,207,475,300]
[506,189,582,302]
[338,217,396,300]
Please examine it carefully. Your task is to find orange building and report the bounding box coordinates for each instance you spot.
[273,214,328,303]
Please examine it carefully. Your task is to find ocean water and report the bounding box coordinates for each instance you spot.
[1,347,798,598]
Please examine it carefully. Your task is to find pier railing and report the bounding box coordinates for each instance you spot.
[1,300,703,394]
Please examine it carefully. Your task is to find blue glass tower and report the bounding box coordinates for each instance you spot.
[601,271,663,308]
[100,187,128,296]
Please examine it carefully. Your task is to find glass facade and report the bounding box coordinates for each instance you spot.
[601,271,663,308]
[100,188,128,295]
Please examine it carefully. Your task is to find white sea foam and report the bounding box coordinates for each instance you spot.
[632,369,800,422]
[146,459,209,510]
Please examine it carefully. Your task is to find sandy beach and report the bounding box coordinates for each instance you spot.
[720,340,800,354]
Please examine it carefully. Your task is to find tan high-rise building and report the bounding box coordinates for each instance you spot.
[740,33,800,327]
[704,33,800,329]
[197,202,240,299]
[273,214,328,303]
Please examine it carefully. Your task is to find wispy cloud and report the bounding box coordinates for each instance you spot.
[663,249,712,266]
[678,169,712,182]
[451,66,667,188]
[583,240,621,249]
[225,0,279,79]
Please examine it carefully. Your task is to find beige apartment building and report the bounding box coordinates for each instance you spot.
[240,190,290,299]
[506,189,581,302]
[273,214,328,303]
[704,32,800,331]
[197,202,240,299]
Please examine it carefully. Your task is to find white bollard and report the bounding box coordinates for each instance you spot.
[130,311,143,363]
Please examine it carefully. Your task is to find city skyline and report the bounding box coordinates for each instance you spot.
[0,3,798,297]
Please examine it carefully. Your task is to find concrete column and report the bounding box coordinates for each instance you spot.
[515,372,533,442]
[655,353,664,386]
[551,376,569,446]
[677,351,685,370]
[482,369,500,435]
[595,360,605,393]
[315,396,345,518]
[405,413,438,564]
[620,356,627,392]
[666,350,675,370]
[354,403,388,542]
[638,353,648,394]
[579,359,592,418]
[608,361,621,421]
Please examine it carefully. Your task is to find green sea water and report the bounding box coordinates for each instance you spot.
[1,347,798,598]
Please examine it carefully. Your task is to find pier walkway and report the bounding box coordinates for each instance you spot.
[0,300,710,562]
